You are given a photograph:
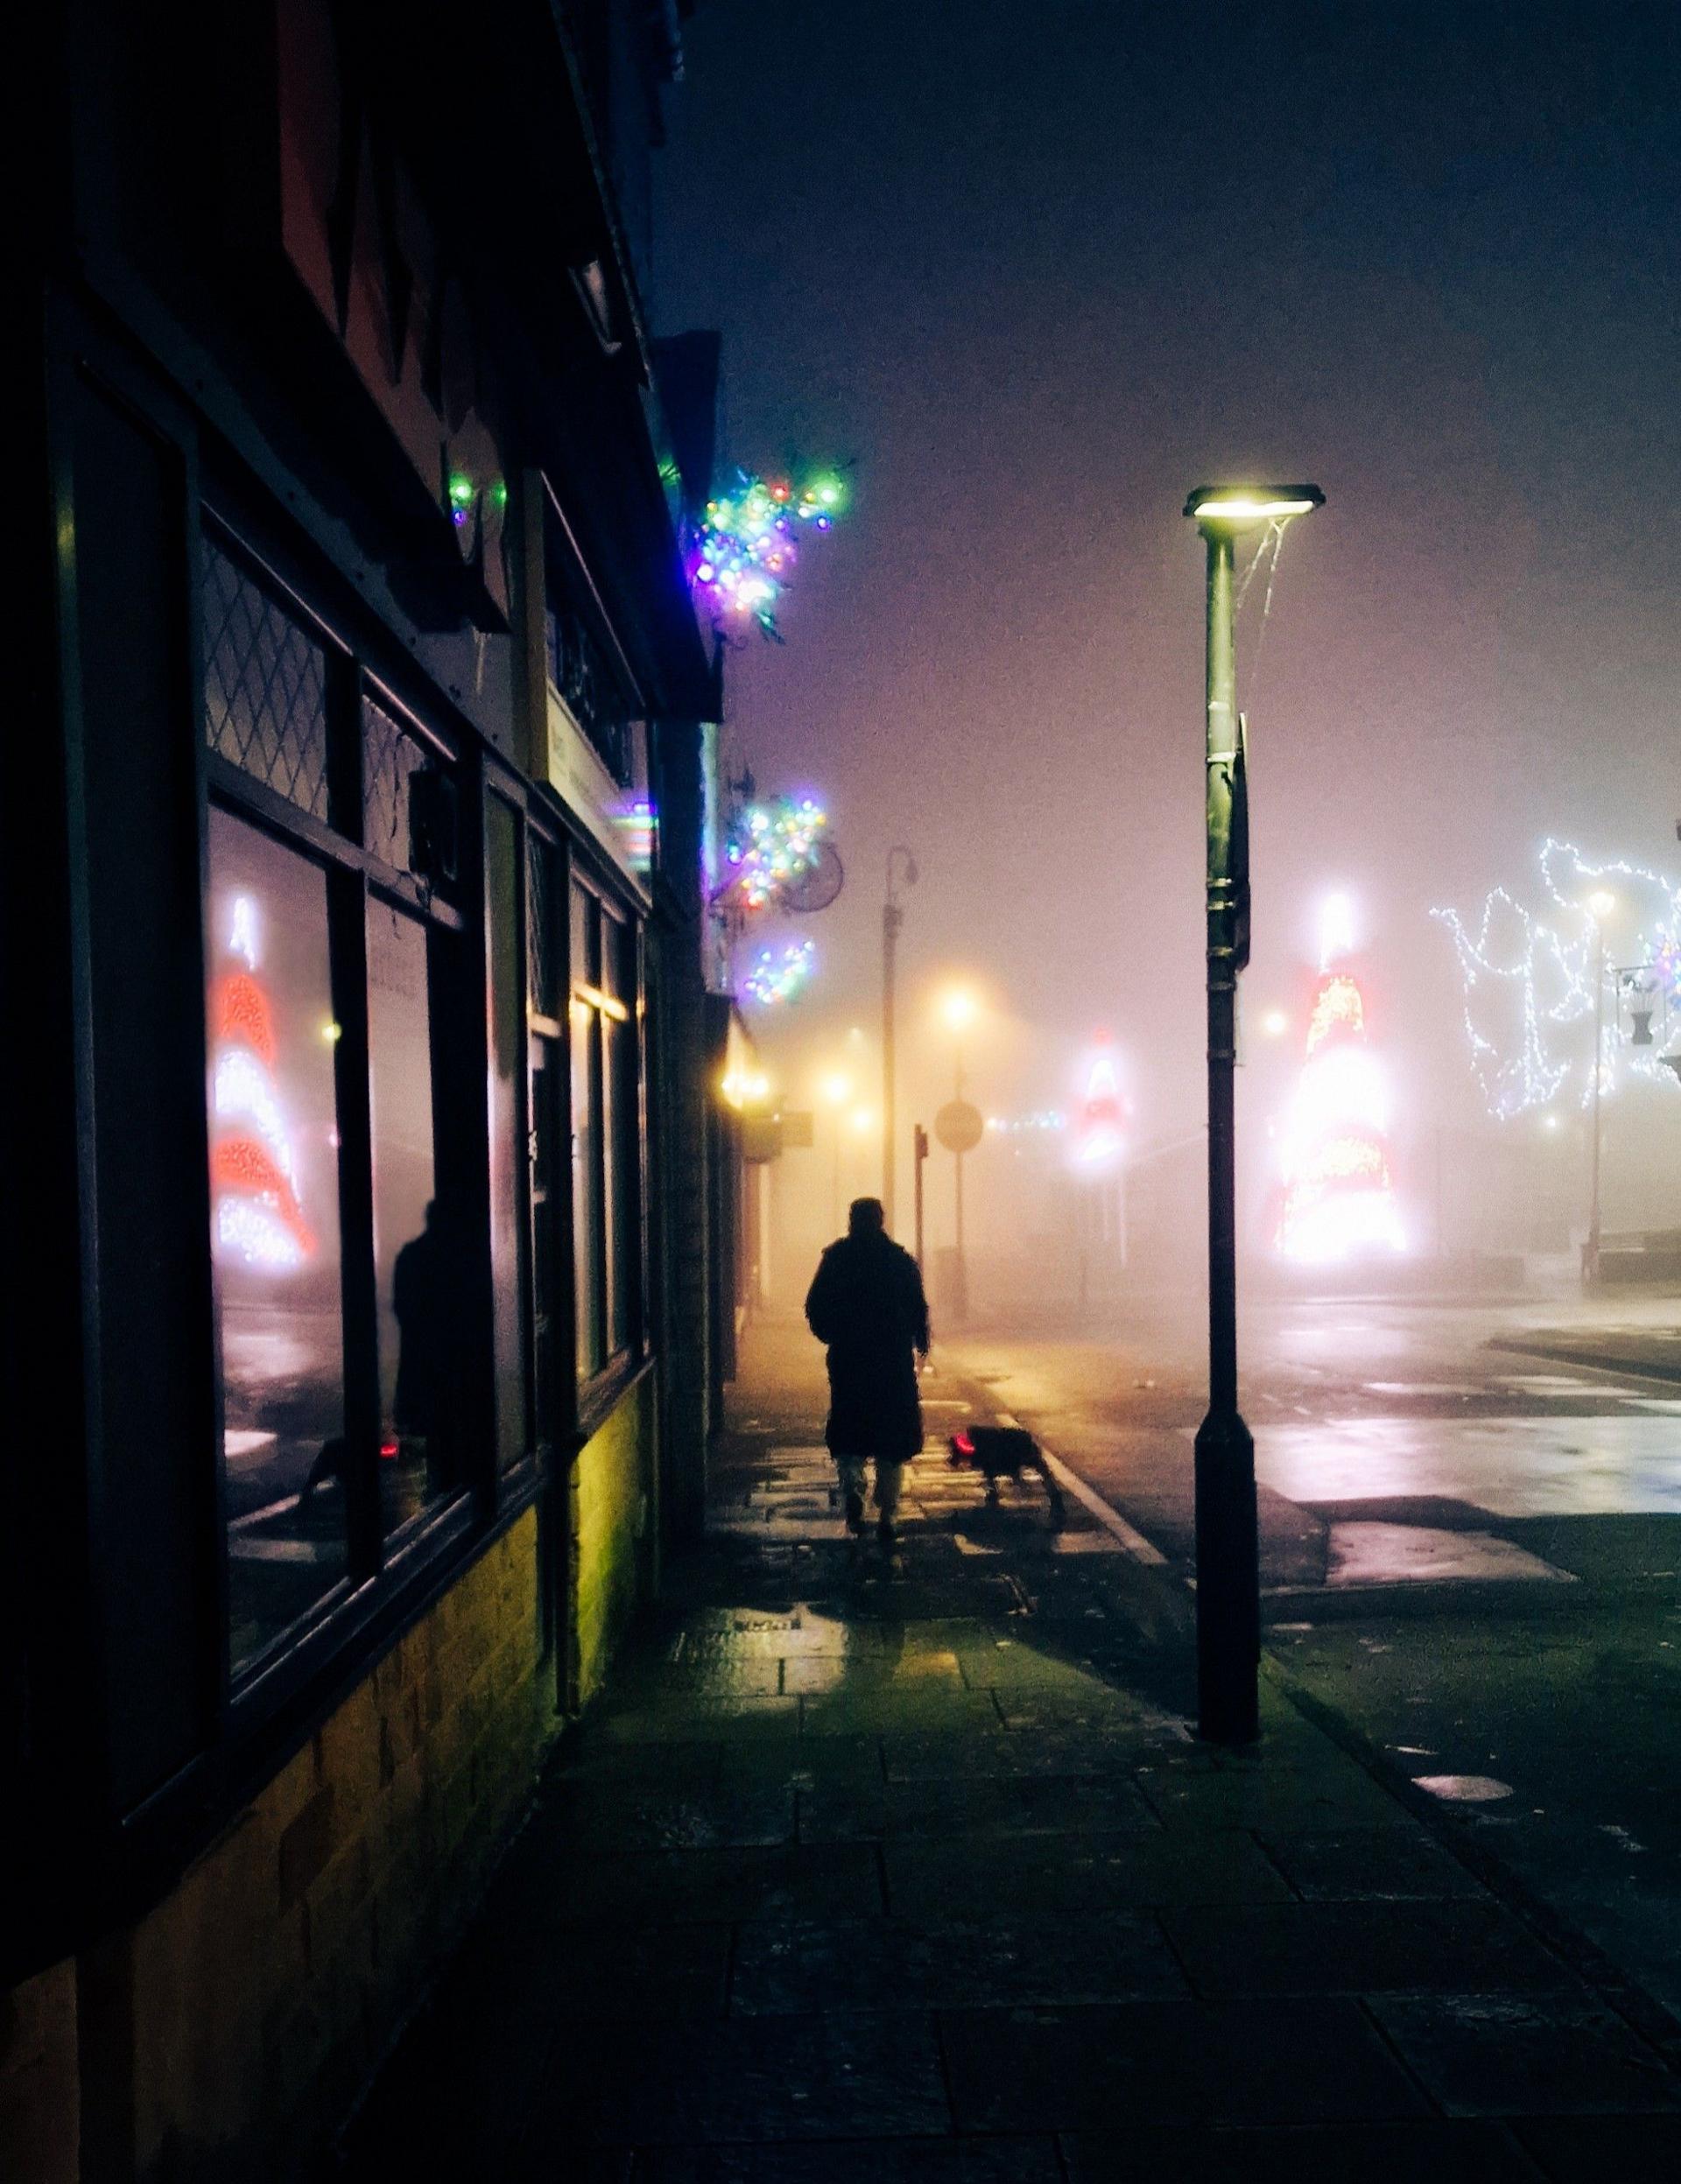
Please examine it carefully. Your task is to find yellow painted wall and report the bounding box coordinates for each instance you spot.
[572,1373,655,1706]
[3,1508,555,2184]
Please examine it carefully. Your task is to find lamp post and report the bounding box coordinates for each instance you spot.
[1584,889,1615,1285]
[1184,482,1324,1745]
[940,989,978,1320]
[883,846,918,1231]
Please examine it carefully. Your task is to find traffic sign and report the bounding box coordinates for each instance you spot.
[934,1099,984,1155]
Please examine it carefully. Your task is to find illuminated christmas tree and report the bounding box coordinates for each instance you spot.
[209,894,316,1270]
[1277,897,1403,1262]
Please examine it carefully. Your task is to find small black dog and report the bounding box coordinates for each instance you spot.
[948,1425,1066,1524]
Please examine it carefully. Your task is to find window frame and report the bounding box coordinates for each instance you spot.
[198,509,485,1709]
[567,861,650,1430]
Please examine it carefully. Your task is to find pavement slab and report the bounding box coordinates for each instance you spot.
[1160,1898,1578,1998]
[630,2142,1065,2183]
[526,2012,953,2149]
[730,1912,1188,2012]
[1368,1992,1681,2115]
[939,1998,1432,2130]
[1059,2118,1547,2181]
[1256,1824,1493,1900]
[883,1829,1296,1917]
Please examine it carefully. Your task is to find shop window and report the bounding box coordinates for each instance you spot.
[571,883,606,1378]
[206,806,348,1672]
[366,896,452,1532]
[572,883,642,1384]
[527,833,565,1448]
[201,536,332,824]
[604,916,640,1354]
[200,510,484,1687]
[487,797,531,1467]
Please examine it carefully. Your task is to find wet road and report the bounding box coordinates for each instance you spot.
[945,1289,1681,1568]
[942,1288,1681,2019]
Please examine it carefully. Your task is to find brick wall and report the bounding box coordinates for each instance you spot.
[9,1508,556,2184]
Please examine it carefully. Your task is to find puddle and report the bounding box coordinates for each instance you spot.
[1413,1773,1513,1803]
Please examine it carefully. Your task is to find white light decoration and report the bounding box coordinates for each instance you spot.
[1433,840,1681,1120]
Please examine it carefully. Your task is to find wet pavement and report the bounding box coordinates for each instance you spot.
[334,1311,1681,2179]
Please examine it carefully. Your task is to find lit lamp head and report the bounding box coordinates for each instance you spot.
[1586,889,1617,923]
[819,1071,853,1109]
[941,988,979,1033]
[1184,483,1325,532]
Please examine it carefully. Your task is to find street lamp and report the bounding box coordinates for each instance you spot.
[883,846,918,1232]
[1184,480,1324,1745]
[1584,889,1616,1285]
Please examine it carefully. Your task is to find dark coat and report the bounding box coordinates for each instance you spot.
[805,1232,931,1460]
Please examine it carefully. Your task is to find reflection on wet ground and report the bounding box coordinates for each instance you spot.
[1255,1414,1681,1518]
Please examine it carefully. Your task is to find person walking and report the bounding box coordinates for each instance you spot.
[805,1197,931,1546]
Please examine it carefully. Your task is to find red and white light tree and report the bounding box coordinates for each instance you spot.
[1276,896,1403,1263]
[209,894,317,1271]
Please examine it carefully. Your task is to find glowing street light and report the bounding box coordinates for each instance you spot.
[1185,478,1324,1746]
[941,987,978,1035]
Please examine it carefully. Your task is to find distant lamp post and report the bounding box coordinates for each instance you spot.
[1184,481,1324,1745]
[1583,889,1616,1285]
[883,846,918,1232]
[935,987,983,1323]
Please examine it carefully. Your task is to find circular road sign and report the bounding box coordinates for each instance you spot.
[934,1099,985,1155]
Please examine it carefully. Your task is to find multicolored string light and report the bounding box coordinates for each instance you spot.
[743,940,816,1008]
[690,470,848,637]
[720,796,829,912]
[984,1111,1067,1135]
[1433,839,1681,1119]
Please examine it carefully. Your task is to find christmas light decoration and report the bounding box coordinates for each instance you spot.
[209,893,316,1270]
[1277,900,1403,1263]
[1072,1039,1129,1174]
[610,797,656,873]
[743,939,816,1008]
[718,796,830,913]
[1434,840,1681,1119]
[985,1111,1067,1135]
[689,469,848,637]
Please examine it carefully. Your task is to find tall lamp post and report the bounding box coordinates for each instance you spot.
[883,846,918,1230]
[939,987,981,1322]
[1584,888,1616,1285]
[1183,483,1324,1745]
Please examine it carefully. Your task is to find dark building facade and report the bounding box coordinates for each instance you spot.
[5,4,726,2173]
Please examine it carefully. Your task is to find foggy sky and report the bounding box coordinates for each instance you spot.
[654,1,1679,1251]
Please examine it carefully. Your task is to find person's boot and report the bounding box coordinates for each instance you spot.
[845,1489,865,1534]
[877,1513,896,1549]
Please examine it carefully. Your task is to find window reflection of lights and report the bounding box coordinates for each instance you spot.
[216,1195,309,1271]
[215,973,276,1064]
[229,894,260,968]
[215,1048,295,1179]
